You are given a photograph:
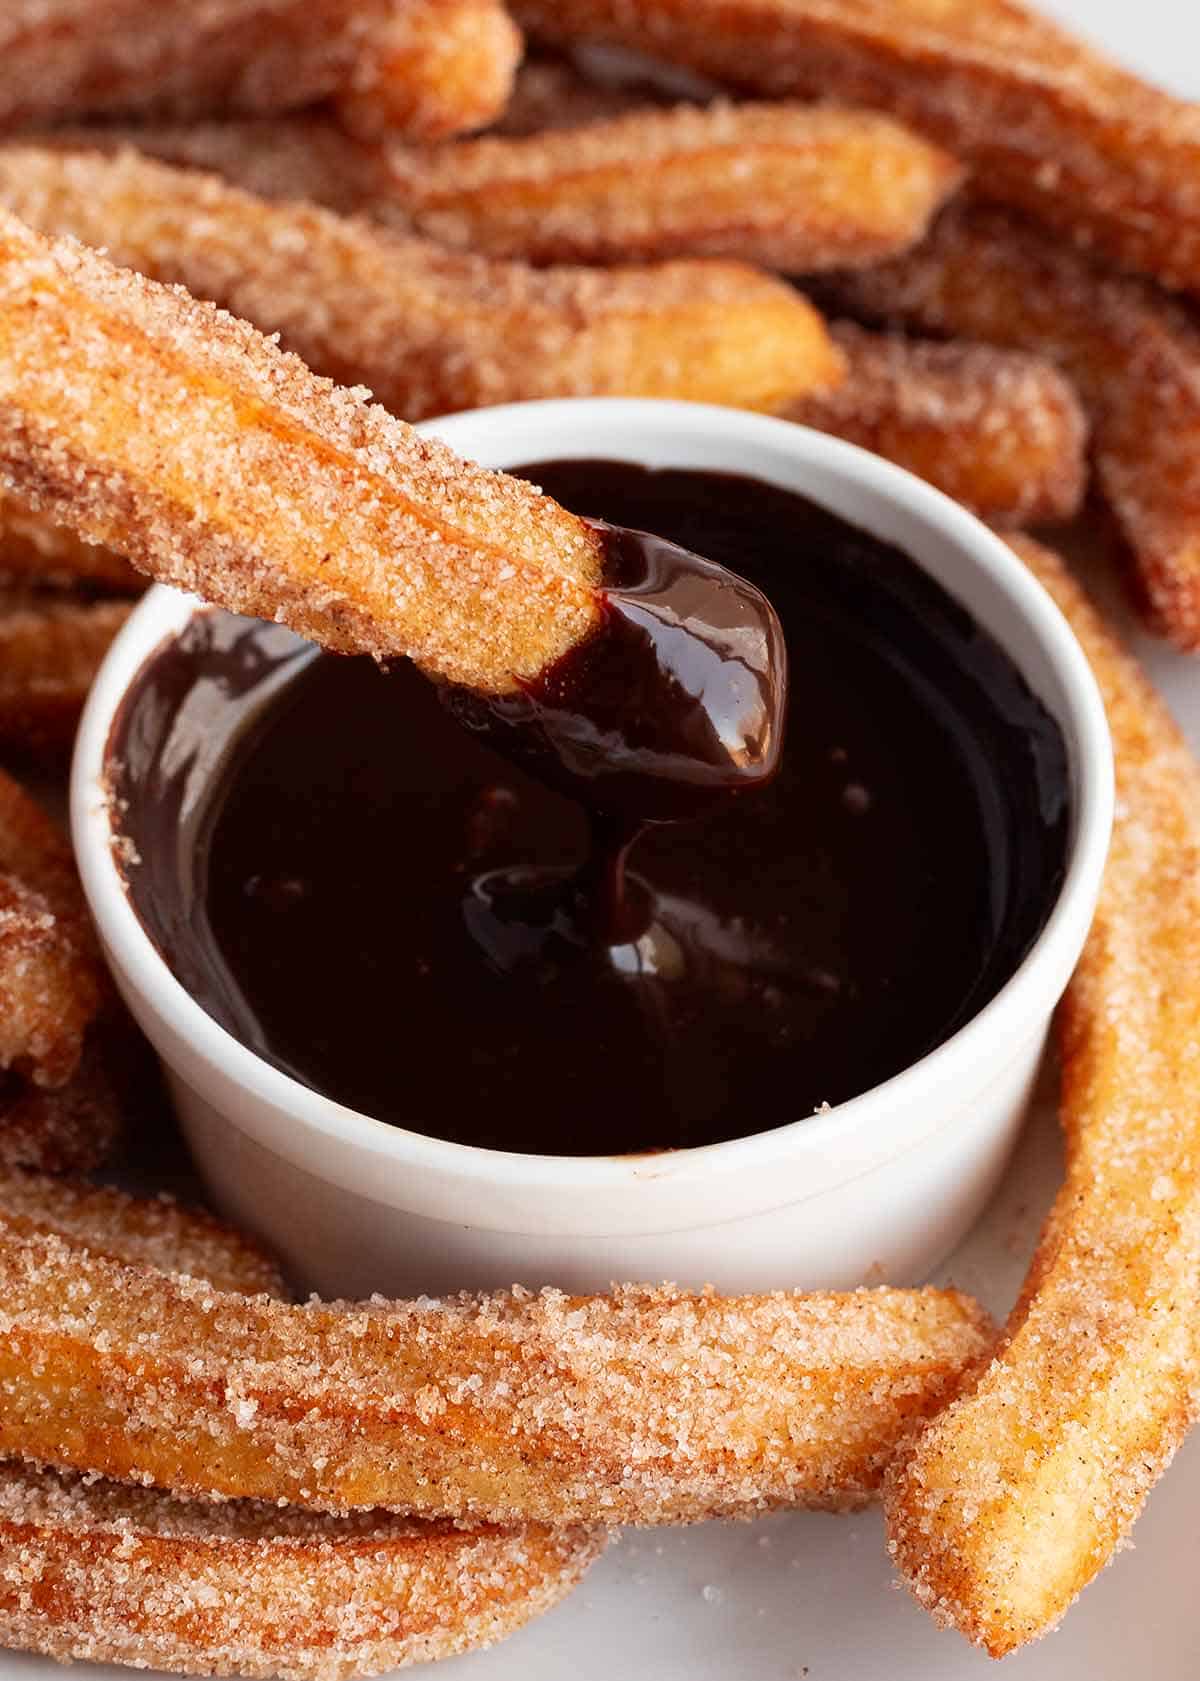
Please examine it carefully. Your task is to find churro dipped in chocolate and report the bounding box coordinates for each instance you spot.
[790,322,1088,527]
[0,211,790,815]
[516,0,1200,299]
[0,144,841,422]
[0,0,518,142]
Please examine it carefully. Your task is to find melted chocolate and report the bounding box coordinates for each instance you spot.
[446,518,786,826]
[108,463,1070,1155]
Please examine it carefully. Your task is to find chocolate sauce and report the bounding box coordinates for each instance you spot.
[108,463,1071,1155]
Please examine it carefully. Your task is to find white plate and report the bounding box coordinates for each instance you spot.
[10,4,1200,1679]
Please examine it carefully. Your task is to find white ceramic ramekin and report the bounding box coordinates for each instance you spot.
[72,399,1113,1298]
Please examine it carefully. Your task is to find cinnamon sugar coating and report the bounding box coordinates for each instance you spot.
[0,143,842,423]
[886,535,1200,1654]
[0,1175,993,1525]
[377,100,962,270]
[826,202,1200,647]
[0,209,612,692]
[0,768,102,1088]
[76,98,959,273]
[334,0,521,143]
[0,595,131,752]
[0,1460,602,1680]
[0,0,516,142]
[0,1177,601,1677]
[0,1171,285,1296]
[516,0,1200,297]
[789,321,1088,526]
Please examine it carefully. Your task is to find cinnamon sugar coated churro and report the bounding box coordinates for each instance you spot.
[0,767,102,1088]
[789,322,1088,526]
[0,209,612,692]
[0,597,132,752]
[516,0,1200,297]
[0,0,516,141]
[826,202,1200,646]
[377,101,963,270]
[334,0,521,142]
[0,1171,286,1294]
[0,1463,603,1681]
[886,534,1200,1653]
[0,1221,992,1522]
[0,1176,603,1678]
[0,145,841,423]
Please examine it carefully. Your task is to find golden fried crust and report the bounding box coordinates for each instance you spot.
[0,143,842,423]
[0,208,615,692]
[0,1460,602,1680]
[0,1185,602,1679]
[0,1462,602,1681]
[0,1178,993,1523]
[71,98,959,273]
[0,1170,286,1295]
[825,202,1200,647]
[376,100,962,269]
[0,494,139,593]
[336,0,521,143]
[788,321,1088,526]
[0,596,131,752]
[885,534,1200,1655]
[0,0,515,142]
[516,0,1200,297]
[0,769,102,1089]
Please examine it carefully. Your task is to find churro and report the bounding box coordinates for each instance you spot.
[789,322,1088,526]
[74,98,959,272]
[0,1234,991,1523]
[0,767,102,1088]
[0,1462,602,1681]
[0,596,132,753]
[824,202,1200,646]
[0,1178,602,1679]
[0,204,839,690]
[334,0,522,143]
[0,0,516,142]
[886,533,1200,1654]
[516,0,1200,298]
[377,101,961,269]
[0,144,840,424]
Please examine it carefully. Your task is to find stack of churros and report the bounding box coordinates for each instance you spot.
[0,0,1197,1670]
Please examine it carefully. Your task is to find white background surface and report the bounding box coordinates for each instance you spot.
[12,4,1200,1680]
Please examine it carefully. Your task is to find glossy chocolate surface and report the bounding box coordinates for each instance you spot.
[108,462,1070,1154]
